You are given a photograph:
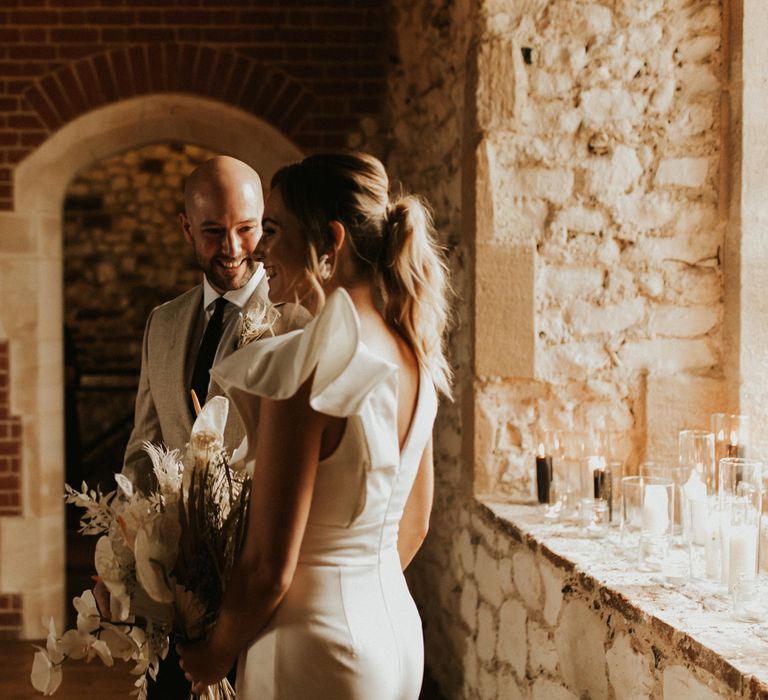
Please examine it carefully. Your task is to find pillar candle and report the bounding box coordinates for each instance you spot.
[683,472,708,545]
[642,484,669,535]
[705,517,721,579]
[729,524,758,589]
[535,443,553,505]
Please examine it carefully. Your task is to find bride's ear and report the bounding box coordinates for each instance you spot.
[328,221,345,254]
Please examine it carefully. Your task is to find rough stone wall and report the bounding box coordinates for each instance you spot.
[459,504,743,700]
[386,0,473,695]
[477,0,724,495]
[64,142,215,373]
[388,0,726,697]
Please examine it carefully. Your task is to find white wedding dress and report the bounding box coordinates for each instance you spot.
[211,288,437,700]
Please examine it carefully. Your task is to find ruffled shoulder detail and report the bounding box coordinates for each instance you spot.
[211,288,397,419]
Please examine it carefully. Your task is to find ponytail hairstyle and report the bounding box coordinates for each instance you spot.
[271,152,452,398]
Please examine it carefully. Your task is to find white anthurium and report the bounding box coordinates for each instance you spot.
[100,623,138,662]
[88,637,114,667]
[31,649,63,696]
[94,536,132,621]
[73,589,100,635]
[192,396,229,442]
[60,629,90,660]
[134,513,180,604]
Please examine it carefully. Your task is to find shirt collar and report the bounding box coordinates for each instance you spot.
[202,264,264,311]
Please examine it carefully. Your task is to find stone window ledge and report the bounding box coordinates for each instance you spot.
[478,499,768,696]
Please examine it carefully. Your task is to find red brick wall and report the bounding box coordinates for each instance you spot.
[0,0,392,209]
[0,342,22,518]
[0,594,22,639]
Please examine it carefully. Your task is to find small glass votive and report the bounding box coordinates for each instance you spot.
[543,476,564,522]
[679,429,715,494]
[725,495,761,591]
[732,575,766,622]
[579,497,609,538]
[684,494,724,581]
[638,478,674,571]
[719,457,762,505]
[712,413,750,487]
[621,476,643,542]
[558,431,583,521]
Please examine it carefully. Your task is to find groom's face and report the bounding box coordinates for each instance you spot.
[181,178,263,293]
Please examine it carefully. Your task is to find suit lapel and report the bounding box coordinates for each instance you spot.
[175,285,204,431]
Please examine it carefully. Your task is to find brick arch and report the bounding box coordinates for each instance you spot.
[22,44,315,141]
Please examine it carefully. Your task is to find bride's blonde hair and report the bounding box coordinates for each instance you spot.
[270,152,452,398]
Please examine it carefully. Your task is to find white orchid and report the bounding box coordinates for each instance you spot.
[31,649,62,696]
[59,629,89,660]
[73,590,100,635]
[100,623,139,662]
[94,536,132,621]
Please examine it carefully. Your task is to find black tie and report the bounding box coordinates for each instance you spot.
[190,296,227,413]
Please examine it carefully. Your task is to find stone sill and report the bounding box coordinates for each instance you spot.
[478,499,768,697]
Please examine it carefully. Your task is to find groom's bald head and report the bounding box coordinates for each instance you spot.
[180,156,264,292]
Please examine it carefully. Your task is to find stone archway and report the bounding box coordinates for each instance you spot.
[0,93,302,637]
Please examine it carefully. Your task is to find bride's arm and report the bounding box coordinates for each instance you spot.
[397,436,434,570]
[179,375,326,689]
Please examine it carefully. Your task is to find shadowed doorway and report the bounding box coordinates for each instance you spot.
[62,142,215,621]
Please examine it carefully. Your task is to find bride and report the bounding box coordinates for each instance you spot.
[178,152,451,699]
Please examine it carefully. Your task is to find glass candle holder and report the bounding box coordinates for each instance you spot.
[712,414,750,488]
[579,497,609,538]
[684,493,722,581]
[638,478,675,571]
[679,429,716,494]
[719,457,762,504]
[732,575,766,622]
[558,431,584,521]
[639,461,686,536]
[725,495,761,591]
[621,476,643,543]
[718,458,762,590]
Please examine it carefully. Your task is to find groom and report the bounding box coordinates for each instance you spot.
[124,154,280,491]
[118,155,302,698]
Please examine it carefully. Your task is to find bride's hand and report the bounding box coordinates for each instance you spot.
[176,640,232,694]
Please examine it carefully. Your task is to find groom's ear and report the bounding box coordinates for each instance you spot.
[180,212,193,244]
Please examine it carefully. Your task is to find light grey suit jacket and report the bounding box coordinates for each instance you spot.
[123,275,306,493]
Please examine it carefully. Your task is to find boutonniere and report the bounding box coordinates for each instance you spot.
[237,302,280,348]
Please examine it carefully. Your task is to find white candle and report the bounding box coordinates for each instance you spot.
[642,484,669,534]
[728,524,758,589]
[683,472,708,545]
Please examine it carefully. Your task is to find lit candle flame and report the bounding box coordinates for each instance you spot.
[537,442,546,458]
[730,430,739,445]
[717,429,725,442]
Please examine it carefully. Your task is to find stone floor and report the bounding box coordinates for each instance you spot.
[1,640,447,699]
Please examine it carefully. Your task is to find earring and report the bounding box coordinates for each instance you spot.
[318,254,332,281]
